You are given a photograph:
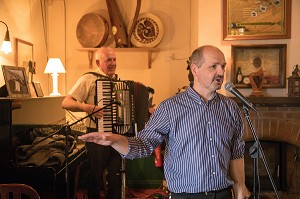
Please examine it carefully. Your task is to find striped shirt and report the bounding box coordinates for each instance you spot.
[124,86,245,193]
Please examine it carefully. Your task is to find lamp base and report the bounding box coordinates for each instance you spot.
[49,91,62,96]
[49,73,62,96]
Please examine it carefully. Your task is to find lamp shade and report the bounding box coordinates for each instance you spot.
[44,58,66,74]
[0,21,12,54]
[1,40,12,54]
[44,58,66,96]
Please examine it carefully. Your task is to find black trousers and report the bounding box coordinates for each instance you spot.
[85,140,122,199]
[170,187,233,199]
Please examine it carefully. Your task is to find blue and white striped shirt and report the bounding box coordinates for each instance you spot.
[125,86,245,193]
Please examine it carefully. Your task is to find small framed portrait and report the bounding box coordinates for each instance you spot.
[32,82,44,97]
[2,65,31,98]
[231,44,287,88]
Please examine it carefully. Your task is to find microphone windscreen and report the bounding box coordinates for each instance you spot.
[224,82,234,91]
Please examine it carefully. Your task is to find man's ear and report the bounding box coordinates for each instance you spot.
[190,63,198,75]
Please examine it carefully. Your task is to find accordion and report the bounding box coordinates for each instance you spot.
[95,79,154,136]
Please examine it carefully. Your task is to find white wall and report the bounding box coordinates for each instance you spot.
[1,0,299,105]
[196,0,300,97]
[0,0,48,94]
[38,0,300,102]
[47,0,192,105]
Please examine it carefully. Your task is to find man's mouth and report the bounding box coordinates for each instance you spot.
[214,77,223,84]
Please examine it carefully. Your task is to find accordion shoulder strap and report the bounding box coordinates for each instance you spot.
[83,72,110,80]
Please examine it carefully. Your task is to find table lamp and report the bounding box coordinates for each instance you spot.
[0,21,12,54]
[44,58,66,96]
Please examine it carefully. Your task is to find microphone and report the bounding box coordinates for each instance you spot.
[114,100,125,107]
[224,82,258,113]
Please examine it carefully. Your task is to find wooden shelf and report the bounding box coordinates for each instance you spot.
[77,47,159,69]
[230,97,300,107]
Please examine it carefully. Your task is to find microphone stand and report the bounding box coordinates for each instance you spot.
[242,105,281,199]
[23,100,119,199]
[63,100,119,199]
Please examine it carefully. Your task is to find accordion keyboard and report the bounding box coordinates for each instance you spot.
[95,79,153,136]
[96,79,134,135]
[96,80,113,133]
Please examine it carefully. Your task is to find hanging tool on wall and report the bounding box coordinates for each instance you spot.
[106,0,129,47]
[106,0,141,48]
[127,0,142,47]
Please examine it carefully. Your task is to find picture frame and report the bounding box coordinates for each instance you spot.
[15,38,34,81]
[231,44,287,88]
[1,65,31,98]
[28,83,37,97]
[223,0,291,40]
[32,82,44,97]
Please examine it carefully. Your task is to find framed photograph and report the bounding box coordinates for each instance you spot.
[32,82,44,97]
[28,83,37,97]
[1,65,31,98]
[231,44,287,88]
[223,0,291,40]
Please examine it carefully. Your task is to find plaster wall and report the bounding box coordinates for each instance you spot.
[1,0,299,106]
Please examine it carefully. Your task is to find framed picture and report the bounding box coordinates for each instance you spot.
[28,83,37,97]
[1,65,31,98]
[231,44,287,88]
[223,0,291,40]
[15,38,34,81]
[32,82,44,97]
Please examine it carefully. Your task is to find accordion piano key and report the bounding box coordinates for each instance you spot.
[95,79,152,136]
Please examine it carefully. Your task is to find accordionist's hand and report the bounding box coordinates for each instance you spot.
[84,104,103,119]
[148,104,156,115]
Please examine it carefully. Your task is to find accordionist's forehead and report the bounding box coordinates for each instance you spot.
[103,52,116,63]
[104,52,116,59]
[95,48,116,60]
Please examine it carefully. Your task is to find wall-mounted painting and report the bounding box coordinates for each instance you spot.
[15,38,34,82]
[223,0,291,40]
[231,44,287,88]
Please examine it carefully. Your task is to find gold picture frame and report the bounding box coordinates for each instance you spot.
[223,0,291,40]
[231,44,287,88]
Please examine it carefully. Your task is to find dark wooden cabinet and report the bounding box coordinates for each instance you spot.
[0,99,14,167]
[0,97,87,198]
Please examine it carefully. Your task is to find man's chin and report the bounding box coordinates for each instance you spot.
[108,72,116,77]
[214,81,223,89]
[215,85,221,90]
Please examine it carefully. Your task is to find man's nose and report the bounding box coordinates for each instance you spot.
[217,65,225,74]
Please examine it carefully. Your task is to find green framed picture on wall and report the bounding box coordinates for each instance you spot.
[223,0,291,40]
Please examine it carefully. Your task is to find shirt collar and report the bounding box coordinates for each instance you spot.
[95,68,118,80]
[95,68,108,77]
[187,86,220,105]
